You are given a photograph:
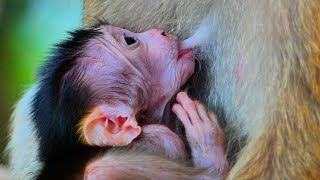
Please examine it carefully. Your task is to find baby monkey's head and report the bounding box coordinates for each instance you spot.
[39,24,194,147]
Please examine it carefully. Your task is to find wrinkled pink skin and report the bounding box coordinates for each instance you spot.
[81,25,194,120]
[173,92,229,176]
[79,25,195,146]
[80,26,228,179]
[85,92,229,180]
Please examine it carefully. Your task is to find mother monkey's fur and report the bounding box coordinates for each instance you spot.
[83,0,320,178]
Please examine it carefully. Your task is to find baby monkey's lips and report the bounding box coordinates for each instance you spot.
[177,39,193,61]
[177,49,193,61]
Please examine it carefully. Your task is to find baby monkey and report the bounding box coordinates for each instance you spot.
[8,24,228,179]
[80,25,228,179]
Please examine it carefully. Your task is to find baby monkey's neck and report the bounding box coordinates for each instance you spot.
[139,92,182,133]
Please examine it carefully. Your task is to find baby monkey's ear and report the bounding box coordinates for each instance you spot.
[79,104,141,147]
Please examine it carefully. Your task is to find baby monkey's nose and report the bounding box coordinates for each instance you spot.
[156,30,175,41]
[161,31,168,37]
[146,29,169,37]
[139,29,176,44]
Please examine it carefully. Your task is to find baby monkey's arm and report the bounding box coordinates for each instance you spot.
[173,92,229,178]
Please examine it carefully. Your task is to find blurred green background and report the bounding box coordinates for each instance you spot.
[0,0,83,164]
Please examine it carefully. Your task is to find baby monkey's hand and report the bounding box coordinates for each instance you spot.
[172,92,229,177]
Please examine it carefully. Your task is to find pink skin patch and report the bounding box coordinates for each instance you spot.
[74,25,196,147]
[236,53,244,82]
[177,49,193,61]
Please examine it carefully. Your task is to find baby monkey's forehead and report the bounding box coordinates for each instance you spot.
[96,25,125,39]
[83,25,148,79]
[83,29,124,66]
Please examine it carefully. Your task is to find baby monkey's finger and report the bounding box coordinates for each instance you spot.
[194,100,211,124]
[208,111,218,124]
[208,112,223,132]
[176,92,202,125]
[172,103,192,129]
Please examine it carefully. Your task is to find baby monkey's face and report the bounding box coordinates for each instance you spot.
[74,25,194,146]
[85,25,194,94]
[82,25,194,114]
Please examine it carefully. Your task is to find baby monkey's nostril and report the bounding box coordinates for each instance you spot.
[161,31,167,36]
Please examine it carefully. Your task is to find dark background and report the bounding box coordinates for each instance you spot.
[0,0,83,164]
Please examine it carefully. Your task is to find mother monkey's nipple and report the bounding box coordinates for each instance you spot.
[179,14,216,51]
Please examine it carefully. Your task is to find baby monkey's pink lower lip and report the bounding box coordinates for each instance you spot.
[177,49,192,61]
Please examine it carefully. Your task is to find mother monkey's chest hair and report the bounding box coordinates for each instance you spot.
[83,0,320,179]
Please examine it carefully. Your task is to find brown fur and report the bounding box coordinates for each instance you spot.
[83,0,320,179]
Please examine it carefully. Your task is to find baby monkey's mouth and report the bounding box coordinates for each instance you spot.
[177,40,193,62]
[177,49,193,61]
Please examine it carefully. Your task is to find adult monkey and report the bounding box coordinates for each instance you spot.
[83,0,320,179]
